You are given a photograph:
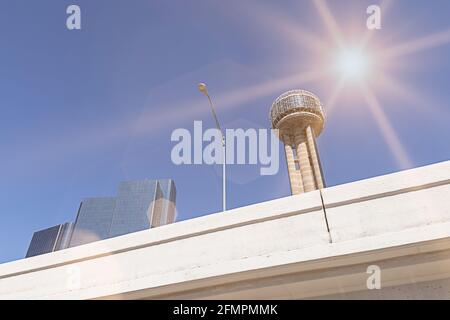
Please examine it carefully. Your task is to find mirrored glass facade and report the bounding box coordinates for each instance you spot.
[158,179,177,224]
[69,179,176,248]
[26,222,74,258]
[69,197,117,247]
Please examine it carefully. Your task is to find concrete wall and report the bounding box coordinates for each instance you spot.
[1,160,450,300]
[319,277,450,300]
[322,160,450,243]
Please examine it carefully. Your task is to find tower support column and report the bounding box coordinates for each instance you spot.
[294,130,316,192]
[283,134,304,195]
[306,126,325,189]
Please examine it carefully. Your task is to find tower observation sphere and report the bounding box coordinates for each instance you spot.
[270,90,326,195]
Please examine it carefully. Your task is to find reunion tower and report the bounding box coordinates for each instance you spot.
[270,90,326,195]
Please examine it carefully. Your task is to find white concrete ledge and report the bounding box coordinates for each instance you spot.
[1,160,450,300]
[322,160,450,207]
[323,161,450,243]
[0,190,325,279]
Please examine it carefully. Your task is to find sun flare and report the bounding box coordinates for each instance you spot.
[335,47,372,82]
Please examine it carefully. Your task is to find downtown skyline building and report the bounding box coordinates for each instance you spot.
[26,179,176,257]
[69,179,176,247]
[25,222,74,258]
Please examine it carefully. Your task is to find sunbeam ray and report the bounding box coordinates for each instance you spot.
[242,3,327,55]
[324,76,346,117]
[382,28,450,59]
[375,73,447,118]
[313,0,343,47]
[135,70,326,135]
[360,84,412,169]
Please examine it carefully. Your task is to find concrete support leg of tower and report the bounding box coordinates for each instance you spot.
[306,126,325,189]
[283,134,304,195]
[294,130,316,192]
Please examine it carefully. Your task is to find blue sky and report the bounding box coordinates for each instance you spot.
[0,0,449,263]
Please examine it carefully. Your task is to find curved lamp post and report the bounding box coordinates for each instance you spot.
[198,83,227,212]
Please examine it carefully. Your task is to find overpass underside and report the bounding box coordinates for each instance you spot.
[1,161,450,300]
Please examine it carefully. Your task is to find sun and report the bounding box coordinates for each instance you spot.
[335,47,372,82]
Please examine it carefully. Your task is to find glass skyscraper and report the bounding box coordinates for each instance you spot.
[25,179,177,257]
[26,222,74,258]
[158,179,177,226]
[69,179,176,248]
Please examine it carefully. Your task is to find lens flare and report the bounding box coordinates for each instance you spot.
[335,48,372,81]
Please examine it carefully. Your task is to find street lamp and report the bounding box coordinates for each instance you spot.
[198,83,227,212]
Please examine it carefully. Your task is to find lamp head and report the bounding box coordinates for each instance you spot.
[198,83,209,96]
